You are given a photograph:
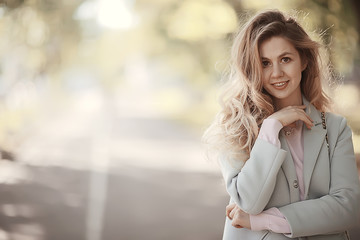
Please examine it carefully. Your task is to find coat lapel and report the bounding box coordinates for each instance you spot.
[302,98,327,198]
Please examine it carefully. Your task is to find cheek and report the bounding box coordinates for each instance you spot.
[261,70,270,83]
[261,80,272,93]
[292,66,303,79]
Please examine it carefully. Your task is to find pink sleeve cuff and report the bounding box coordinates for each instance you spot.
[258,119,283,148]
[250,207,291,234]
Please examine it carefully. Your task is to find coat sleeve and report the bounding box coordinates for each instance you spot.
[279,117,360,238]
[219,138,287,214]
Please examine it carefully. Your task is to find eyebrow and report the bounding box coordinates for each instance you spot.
[261,51,295,59]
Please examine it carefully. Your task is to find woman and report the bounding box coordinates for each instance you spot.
[203,10,360,239]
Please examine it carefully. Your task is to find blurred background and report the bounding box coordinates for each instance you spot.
[0,0,359,239]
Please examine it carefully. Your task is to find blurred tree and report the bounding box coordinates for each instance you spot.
[0,0,24,9]
[0,0,83,153]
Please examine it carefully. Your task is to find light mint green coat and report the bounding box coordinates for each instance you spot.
[220,98,360,240]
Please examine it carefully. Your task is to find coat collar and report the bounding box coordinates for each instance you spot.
[280,96,327,200]
[302,96,327,198]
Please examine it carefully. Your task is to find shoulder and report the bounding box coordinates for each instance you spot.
[307,99,348,133]
[324,112,352,140]
[322,112,355,161]
[325,112,347,127]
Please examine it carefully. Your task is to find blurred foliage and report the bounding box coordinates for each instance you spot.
[0,0,360,153]
[0,0,83,150]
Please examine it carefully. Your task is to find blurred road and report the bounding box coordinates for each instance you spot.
[0,86,227,240]
[0,85,359,240]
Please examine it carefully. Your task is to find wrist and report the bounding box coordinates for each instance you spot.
[266,117,284,127]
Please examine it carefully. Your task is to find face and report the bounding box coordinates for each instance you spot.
[259,36,306,106]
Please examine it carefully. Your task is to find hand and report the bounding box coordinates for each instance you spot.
[226,203,251,229]
[267,105,314,129]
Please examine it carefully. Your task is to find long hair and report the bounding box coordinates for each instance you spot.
[203,10,332,162]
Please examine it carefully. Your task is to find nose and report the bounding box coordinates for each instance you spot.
[271,63,284,78]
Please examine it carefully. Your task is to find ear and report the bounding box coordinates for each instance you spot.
[301,59,308,71]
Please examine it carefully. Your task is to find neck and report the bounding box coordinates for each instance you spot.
[273,91,303,110]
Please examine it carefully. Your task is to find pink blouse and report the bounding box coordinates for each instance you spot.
[249,118,305,233]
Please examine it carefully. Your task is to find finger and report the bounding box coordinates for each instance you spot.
[298,109,313,123]
[231,220,243,228]
[233,224,244,228]
[294,109,313,127]
[229,208,236,220]
[231,213,245,228]
[226,203,236,218]
[299,115,312,129]
[298,114,314,129]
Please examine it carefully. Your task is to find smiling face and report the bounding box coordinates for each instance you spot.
[259,36,306,109]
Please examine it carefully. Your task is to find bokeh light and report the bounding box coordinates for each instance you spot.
[0,0,360,239]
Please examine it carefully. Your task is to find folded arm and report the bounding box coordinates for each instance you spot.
[220,119,286,215]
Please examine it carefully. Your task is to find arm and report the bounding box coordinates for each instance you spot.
[225,119,292,232]
[220,105,314,215]
[227,203,291,233]
[279,117,360,238]
[227,201,292,233]
[250,208,291,233]
[219,119,286,214]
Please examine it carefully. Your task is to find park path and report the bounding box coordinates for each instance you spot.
[0,85,228,240]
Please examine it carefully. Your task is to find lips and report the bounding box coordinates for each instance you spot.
[271,80,289,90]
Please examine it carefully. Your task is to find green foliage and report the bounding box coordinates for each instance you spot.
[0,0,360,149]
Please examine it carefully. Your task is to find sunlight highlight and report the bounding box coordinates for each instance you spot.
[97,0,135,30]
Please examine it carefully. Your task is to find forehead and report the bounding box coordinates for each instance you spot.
[259,36,299,58]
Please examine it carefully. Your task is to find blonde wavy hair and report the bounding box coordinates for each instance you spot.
[203,10,332,162]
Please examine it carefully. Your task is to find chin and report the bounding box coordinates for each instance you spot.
[274,94,291,99]
[269,92,291,100]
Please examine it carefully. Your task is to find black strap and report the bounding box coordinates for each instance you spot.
[321,112,329,149]
[321,113,350,239]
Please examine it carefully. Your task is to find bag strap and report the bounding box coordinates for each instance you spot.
[321,112,329,149]
[321,113,350,239]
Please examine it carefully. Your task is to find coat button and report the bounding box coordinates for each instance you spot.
[293,180,299,188]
